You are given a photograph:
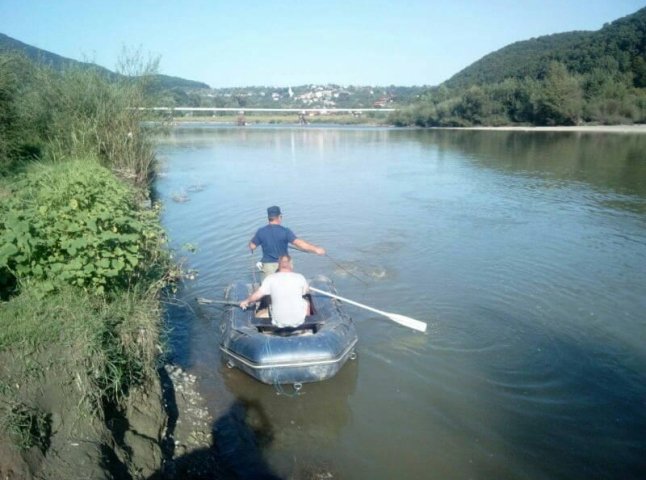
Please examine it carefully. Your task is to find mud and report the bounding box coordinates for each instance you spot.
[0,348,165,480]
[0,346,227,480]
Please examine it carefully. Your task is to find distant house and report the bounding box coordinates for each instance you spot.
[373,95,393,108]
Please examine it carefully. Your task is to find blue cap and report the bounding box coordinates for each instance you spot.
[267,206,281,218]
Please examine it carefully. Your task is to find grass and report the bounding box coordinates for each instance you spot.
[0,278,162,393]
[0,284,96,450]
[0,282,94,349]
[1,401,51,452]
[0,279,163,451]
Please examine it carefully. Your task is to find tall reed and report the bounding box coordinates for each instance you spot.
[10,50,162,186]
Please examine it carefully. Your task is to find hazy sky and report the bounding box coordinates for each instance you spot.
[1,0,644,87]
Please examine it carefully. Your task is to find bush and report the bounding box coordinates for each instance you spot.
[1,51,161,185]
[0,54,44,176]
[0,158,164,295]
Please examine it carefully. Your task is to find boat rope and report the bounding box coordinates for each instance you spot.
[324,253,371,285]
[288,245,371,285]
[259,335,306,396]
[250,251,259,288]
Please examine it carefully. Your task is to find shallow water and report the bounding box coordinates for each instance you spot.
[155,125,646,479]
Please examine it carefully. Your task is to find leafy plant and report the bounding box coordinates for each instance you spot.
[0,159,165,295]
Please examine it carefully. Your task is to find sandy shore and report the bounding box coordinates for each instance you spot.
[444,124,646,133]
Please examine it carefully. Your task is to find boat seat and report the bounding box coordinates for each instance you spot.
[255,321,323,336]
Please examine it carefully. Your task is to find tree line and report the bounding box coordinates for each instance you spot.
[392,7,646,127]
[389,60,646,127]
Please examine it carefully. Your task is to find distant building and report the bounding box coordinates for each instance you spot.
[373,95,393,108]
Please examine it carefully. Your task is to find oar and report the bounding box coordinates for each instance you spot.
[196,297,254,307]
[309,287,427,333]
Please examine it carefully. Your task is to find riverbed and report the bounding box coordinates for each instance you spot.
[155,125,646,479]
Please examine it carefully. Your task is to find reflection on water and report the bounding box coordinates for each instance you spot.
[413,129,646,197]
[155,126,646,480]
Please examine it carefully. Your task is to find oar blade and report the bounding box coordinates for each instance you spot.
[387,313,427,333]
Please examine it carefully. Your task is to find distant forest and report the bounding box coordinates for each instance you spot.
[390,7,646,126]
[0,33,210,90]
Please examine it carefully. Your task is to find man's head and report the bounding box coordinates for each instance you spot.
[278,254,293,272]
[267,205,282,222]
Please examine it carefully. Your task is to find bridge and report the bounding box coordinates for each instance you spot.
[142,107,397,125]
[139,107,396,126]
[144,107,396,113]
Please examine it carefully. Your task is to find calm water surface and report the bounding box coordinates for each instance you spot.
[154,126,646,479]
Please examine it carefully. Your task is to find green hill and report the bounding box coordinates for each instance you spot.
[0,32,210,90]
[390,7,646,127]
[444,7,646,89]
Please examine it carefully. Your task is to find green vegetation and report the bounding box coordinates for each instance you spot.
[0,50,169,475]
[1,400,50,452]
[390,60,645,127]
[0,51,161,182]
[392,7,646,127]
[0,160,164,295]
[444,8,646,90]
[0,280,162,457]
[5,8,644,130]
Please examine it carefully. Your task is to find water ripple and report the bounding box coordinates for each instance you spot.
[156,126,646,480]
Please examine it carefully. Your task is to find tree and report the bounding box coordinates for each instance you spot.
[534,62,583,125]
[633,56,646,88]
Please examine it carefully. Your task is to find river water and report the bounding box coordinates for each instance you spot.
[154,125,646,479]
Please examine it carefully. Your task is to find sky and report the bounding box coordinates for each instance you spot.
[0,0,644,88]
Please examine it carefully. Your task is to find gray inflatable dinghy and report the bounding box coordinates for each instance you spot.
[220,276,358,385]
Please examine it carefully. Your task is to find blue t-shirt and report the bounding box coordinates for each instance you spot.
[251,224,297,263]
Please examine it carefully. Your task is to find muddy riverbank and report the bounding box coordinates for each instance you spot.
[0,353,228,479]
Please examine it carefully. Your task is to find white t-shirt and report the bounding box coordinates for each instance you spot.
[258,271,309,327]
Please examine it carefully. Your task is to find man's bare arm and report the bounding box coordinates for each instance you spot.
[293,238,326,255]
[240,288,264,309]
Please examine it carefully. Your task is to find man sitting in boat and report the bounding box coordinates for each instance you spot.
[249,205,326,279]
[240,255,310,328]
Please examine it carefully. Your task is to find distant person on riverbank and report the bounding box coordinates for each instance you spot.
[240,255,310,327]
[249,205,325,278]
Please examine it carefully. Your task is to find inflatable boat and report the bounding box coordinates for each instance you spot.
[219,276,358,385]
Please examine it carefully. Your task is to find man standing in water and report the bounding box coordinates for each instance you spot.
[249,206,325,278]
[240,255,310,328]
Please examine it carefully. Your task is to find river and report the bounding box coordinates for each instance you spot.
[154,125,646,479]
